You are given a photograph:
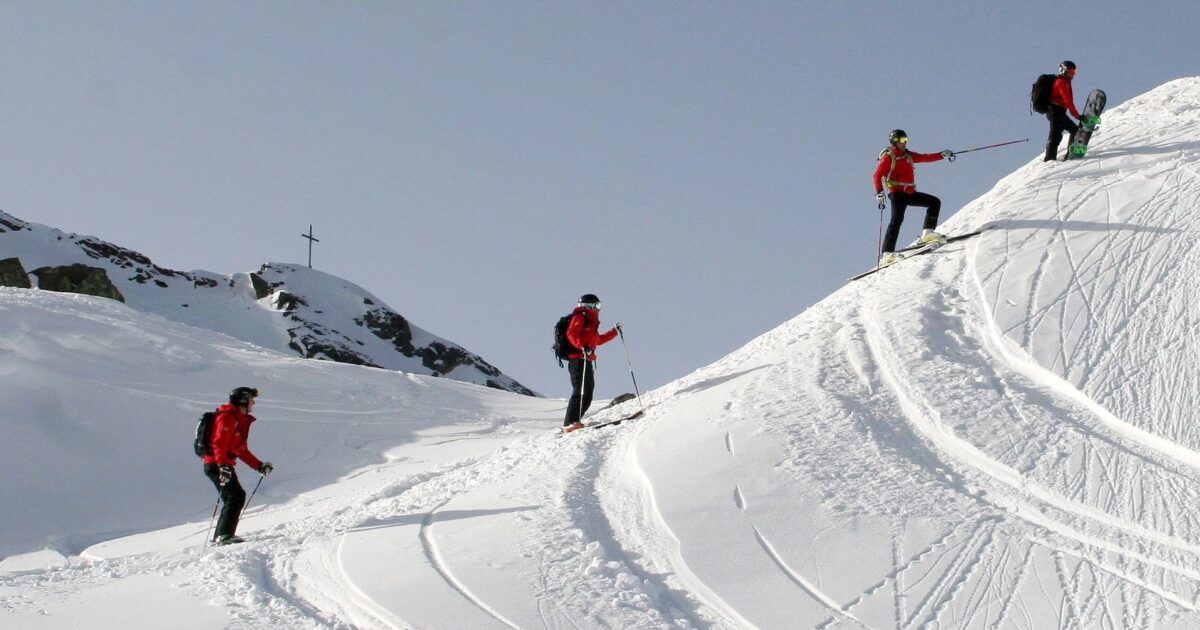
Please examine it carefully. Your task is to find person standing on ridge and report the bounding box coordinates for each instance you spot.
[1044,60,1081,161]
[562,294,620,433]
[202,386,273,545]
[873,129,955,266]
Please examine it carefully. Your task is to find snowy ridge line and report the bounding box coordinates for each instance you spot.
[624,428,757,629]
[749,525,864,626]
[862,301,1200,584]
[969,260,1200,473]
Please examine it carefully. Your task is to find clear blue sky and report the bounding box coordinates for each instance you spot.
[2,2,1196,398]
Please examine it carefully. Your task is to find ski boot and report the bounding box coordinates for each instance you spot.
[918,229,946,245]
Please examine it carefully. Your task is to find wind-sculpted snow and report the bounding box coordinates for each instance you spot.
[4,78,1200,629]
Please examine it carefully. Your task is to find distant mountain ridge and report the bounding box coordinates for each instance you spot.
[0,210,534,395]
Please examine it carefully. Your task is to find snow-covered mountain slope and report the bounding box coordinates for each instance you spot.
[622,77,1200,628]
[2,77,1199,629]
[0,212,534,395]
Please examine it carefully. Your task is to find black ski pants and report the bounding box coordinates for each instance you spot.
[1045,106,1079,161]
[204,463,246,540]
[564,358,595,427]
[882,191,941,253]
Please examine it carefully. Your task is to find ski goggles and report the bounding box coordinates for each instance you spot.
[579,301,601,310]
[895,136,908,144]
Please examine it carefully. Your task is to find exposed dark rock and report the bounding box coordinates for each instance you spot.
[249,273,271,300]
[31,264,125,302]
[0,215,27,233]
[359,309,415,353]
[273,292,307,312]
[0,258,31,288]
[285,327,378,367]
[421,342,472,376]
[356,308,535,395]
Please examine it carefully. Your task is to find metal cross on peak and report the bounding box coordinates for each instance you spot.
[301,224,320,268]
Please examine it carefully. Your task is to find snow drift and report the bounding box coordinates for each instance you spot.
[2,77,1199,629]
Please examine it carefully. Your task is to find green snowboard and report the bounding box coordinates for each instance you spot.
[1067,89,1107,159]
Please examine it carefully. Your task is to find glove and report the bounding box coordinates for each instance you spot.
[614,322,623,333]
[258,462,274,476]
[876,192,887,209]
[940,150,955,160]
[217,465,233,486]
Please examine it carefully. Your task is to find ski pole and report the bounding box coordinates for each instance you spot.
[202,497,220,550]
[877,203,884,261]
[617,326,643,407]
[240,473,266,518]
[578,353,589,426]
[946,138,1028,161]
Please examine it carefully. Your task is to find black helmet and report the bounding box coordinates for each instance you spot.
[1059,60,1076,75]
[229,386,259,407]
[889,129,908,147]
[578,293,601,308]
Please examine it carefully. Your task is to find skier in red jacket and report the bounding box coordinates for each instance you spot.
[203,386,273,545]
[1044,61,1082,161]
[873,129,954,266]
[562,294,620,432]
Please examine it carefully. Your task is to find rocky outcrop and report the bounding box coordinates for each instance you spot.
[0,214,28,233]
[31,264,125,302]
[0,258,31,289]
[250,273,272,300]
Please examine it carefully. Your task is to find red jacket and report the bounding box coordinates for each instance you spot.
[1051,76,1080,118]
[565,306,618,361]
[873,147,943,194]
[203,403,263,470]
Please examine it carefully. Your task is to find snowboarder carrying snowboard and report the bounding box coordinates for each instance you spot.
[872,129,955,266]
[1044,61,1082,161]
[202,387,274,545]
[562,294,620,433]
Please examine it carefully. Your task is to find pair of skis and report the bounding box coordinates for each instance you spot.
[562,408,645,434]
[849,230,983,281]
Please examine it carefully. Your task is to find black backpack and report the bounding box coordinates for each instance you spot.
[1030,73,1056,114]
[552,313,581,367]
[193,410,218,457]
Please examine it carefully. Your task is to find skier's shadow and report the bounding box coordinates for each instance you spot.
[674,364,771,395]
[984,219,1178,235]
[350,506,540,532]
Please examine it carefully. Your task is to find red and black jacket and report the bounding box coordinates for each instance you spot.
[873,147,944,195]
[565,306,618,361]
[203,403,263,470]
[1051,75,1081,118]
